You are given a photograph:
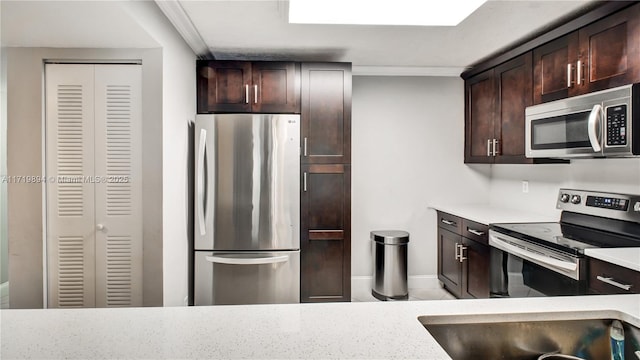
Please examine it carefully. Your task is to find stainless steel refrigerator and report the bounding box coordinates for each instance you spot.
[194,114,300,305]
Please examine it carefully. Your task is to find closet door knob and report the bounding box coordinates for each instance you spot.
[96,224,105,231]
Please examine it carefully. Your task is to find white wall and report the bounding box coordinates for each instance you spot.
[351,76,491,281]
[123,2,196,307]
[489,159,640,216]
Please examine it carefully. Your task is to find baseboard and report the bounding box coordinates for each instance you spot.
[352,275,440,290]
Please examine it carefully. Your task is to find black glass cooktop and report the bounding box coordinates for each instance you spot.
[490,221,640,256]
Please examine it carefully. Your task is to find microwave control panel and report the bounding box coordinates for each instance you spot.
[606,105,627,146]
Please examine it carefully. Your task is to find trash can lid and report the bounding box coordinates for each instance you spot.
[370,230,409,244]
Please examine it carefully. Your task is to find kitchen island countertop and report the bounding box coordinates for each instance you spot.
[1,295,638,359]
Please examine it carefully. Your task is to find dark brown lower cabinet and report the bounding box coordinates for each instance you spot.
[461,237,490,299]
[436,211,490,299]
[438,228,463,298]
[588,257,640,295]
[301,164,351,302]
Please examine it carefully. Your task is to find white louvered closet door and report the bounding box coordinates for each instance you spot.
[46,64,142,308]
[46,64,97,308]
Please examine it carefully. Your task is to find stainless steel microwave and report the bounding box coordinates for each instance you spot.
[526,84,639,158]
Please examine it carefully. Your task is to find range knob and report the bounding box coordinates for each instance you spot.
[570,195,582,204]
[560,193,570,203]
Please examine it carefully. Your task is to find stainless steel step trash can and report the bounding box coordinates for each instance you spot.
[371,230,409,301]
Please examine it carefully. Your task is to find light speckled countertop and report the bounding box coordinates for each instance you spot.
[428,203,560,225]
[585,248,640,272]
[1,295,638,359]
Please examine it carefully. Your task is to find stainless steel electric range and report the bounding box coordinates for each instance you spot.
[488,189,640,298]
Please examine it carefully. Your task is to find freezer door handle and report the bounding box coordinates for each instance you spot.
[196,129,207,236]
[205,255,289,265]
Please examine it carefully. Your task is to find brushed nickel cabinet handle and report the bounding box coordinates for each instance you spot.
[245,84,249,104]
[596,276,632,291]
[467,228,485,236]
[303,137,308,157]
[303,172,307,192]
[576,60,582,85]
[567,63,572,88]
[441,219,456,226]
[454,242,460,260]
[458,244,467,263]
[487,139,492,156]
[254,84,258,104]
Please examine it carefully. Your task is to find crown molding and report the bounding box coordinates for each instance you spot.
[154,0,211,58]
[352,65,465,77]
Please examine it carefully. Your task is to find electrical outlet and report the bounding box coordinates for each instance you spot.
[522,181,529,193]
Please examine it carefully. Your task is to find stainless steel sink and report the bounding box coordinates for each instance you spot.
[418,312,640,360]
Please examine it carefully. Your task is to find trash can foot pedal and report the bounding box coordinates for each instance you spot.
[372,290,408,301]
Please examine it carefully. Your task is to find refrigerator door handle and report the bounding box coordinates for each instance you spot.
[205,255,289,265]
[197,128,207,236]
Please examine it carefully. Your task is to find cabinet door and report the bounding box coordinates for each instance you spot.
[465,69,496,163]
[437,228,462,298]
[197,61,251,113]
[301,63,351,164]
[301,164,351,302]
[461,238,490,299]
[588,257,640,295]
[251,62,300,113]
[533,34,577,104]
[495,53,533,164]
[576,3,640,94]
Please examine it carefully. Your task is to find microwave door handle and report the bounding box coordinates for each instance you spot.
[197,129,207,236]
[588,104,603,152]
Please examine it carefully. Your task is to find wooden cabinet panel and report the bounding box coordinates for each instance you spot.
[465,69,495,163]
[577,3,640,94]
[495,53,533,163]
[197,61,300,113]
[301,63,352,164]
[588,257,640,295]
[438,228,462,298]
[466,53,538,164]
[251,62,300,113]
[436,211,490,299]
[437,212,462,234]
[533,35,574,104]
[461,237,490,299]
[533,3,640,104]
[197,61,251,113]
[301,164,351,302]
[461,219,488,246]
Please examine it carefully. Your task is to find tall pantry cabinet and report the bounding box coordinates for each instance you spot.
[300,63,352,302]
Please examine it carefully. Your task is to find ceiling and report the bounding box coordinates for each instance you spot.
[0,1,159,49]
[1,0,597,75]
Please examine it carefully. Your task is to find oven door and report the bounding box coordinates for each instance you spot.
[488,231,586,297]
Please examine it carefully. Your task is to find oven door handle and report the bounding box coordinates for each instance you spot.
[490,234,577,272]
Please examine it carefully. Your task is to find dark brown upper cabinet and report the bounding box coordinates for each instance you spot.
[301,63,352,164]
[197,61,300,113]
[534,3,640,104]
[465,53,534,164]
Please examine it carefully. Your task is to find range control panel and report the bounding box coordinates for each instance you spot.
[557,189,640,223]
